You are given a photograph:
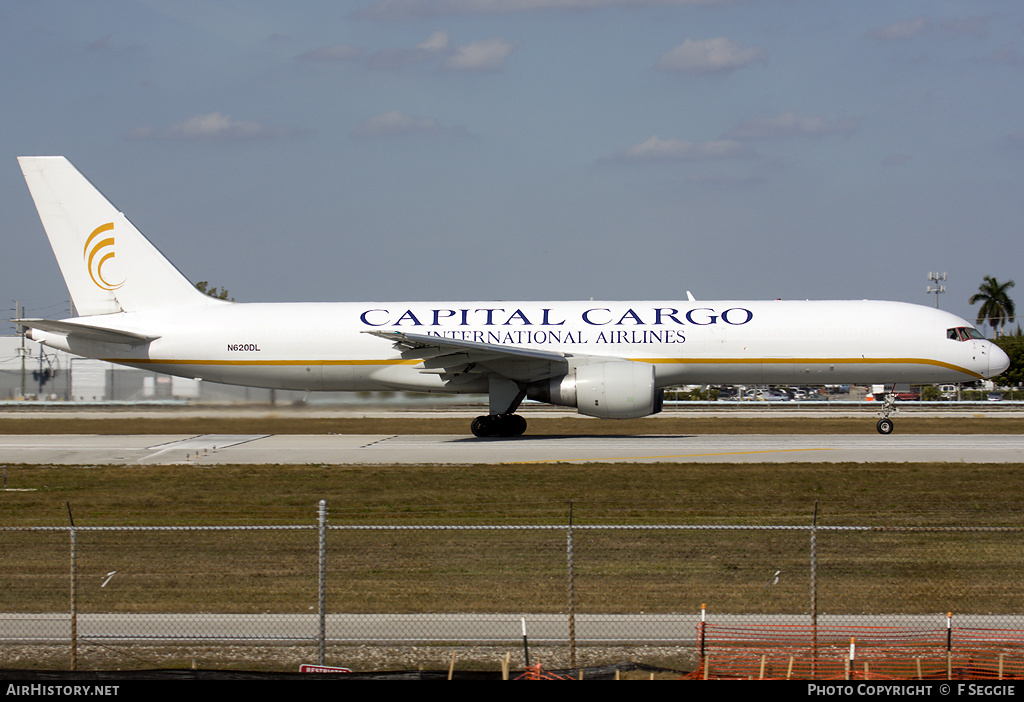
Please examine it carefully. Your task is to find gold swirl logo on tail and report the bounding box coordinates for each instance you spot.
[83,222,124,291]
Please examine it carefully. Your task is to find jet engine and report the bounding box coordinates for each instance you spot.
[527,360,663,419]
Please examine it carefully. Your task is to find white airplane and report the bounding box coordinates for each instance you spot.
[16,156,1010,436]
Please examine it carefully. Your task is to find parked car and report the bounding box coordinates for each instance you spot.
[744,388,789,402]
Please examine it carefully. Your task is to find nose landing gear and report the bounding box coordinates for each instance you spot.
[876,387,898,435]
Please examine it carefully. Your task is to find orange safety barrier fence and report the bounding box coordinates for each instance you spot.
[690,624,1024,680]
[515,663,576,680]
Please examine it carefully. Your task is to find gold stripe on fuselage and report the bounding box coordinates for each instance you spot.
[629,357,982,379]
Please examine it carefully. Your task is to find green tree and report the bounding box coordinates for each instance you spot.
[993,330,1024,388]
[195,281,234,301]
[969,276,1015,337]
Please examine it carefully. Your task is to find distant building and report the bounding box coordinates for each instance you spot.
[0,336,280,403]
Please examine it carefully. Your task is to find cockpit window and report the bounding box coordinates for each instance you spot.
[947,326,986,341]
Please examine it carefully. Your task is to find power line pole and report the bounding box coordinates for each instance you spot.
[16,302,26,398]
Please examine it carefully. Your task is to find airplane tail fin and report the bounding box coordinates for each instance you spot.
[19,156,218,316]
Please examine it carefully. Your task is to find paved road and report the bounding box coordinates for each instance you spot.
[1,612,1007,645]
[0,432,1022,464]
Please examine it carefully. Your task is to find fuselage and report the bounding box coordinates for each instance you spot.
[30,299,1008,393]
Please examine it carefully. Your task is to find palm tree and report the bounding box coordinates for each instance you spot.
[969,276,1016,337]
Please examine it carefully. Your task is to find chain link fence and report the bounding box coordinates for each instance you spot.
[3,502,1023,672]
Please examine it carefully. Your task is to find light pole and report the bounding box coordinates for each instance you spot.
[927,272,947,309]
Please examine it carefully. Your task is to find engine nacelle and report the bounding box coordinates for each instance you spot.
[528,361,663,419]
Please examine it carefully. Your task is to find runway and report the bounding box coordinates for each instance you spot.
[1,432,1022,464]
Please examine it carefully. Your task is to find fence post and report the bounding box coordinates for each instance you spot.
[67,503,77,671]
[811,501,818,679]
[566,500,576,669]
[318,499,327,665]
[946,612,952,679]
[699,603,706,670]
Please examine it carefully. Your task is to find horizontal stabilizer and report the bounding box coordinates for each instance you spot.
[16,318,160,346]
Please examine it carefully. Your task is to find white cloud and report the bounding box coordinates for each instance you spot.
[989,43,1024,67]
[724,112,862,140]
[615,136,749,162]
[365,30,453,68]
[127,113,295,140]
[939,16,991,39]
[418,29,451,51]
[656,38,766,76]
[443,37,517,71]
[360,0,738,21]
[298,31,512,71]
[868,17,931,41]
[351,111,445,138]
[297,44,364,62]
[868,15,992,41]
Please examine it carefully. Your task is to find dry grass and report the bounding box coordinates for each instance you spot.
[4,461,1024,526]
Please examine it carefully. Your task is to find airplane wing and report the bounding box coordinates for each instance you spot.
[364,329,581,384]
[16,318,160,346]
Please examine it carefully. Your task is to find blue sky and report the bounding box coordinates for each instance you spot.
[2,0,1022,331]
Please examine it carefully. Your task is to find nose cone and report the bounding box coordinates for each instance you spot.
[989,342,1010,378]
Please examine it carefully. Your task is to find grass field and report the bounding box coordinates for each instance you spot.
[4,459,1024,526]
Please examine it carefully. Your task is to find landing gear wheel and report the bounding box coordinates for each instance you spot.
[471,416,491,438]
[471,414,527,438]
[876,385,899,435]
[510,414,527,436]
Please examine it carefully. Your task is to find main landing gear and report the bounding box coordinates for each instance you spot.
[472,378,528,438]
[471,413,528,438]
[876,386,898,435]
